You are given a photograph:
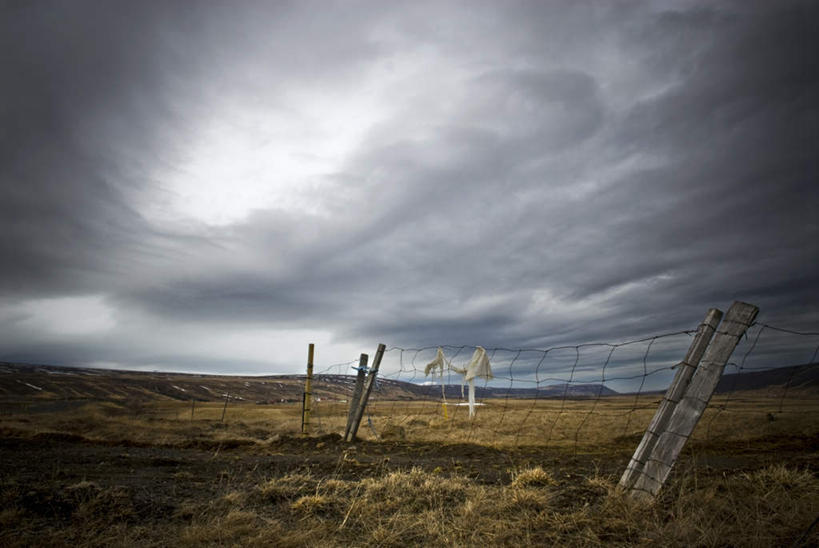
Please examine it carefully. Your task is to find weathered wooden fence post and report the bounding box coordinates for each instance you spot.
[345,344,385,442]
[626,301,758,500]
[220,393,229,422]
[619,307,723,491]
[345,353,369,440]
[302,343,314,434]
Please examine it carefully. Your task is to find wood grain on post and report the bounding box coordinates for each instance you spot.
[629,301,758,500]
[345,344,385,442]
[619,308,723,490]
[345,353,369,440]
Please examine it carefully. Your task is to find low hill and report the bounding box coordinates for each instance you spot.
[0,362,619,403]
[715,362,819,394]
[3,361,814,405]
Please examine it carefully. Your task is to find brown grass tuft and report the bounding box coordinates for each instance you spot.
[510,466,556,488]
[290,494,340,516]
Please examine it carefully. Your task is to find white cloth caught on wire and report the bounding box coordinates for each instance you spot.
[451,346,493,382]
[424,346,493,418]
[424,347,449,377]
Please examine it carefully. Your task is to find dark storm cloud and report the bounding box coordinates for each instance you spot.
[0,0,384,297]
[324,0,819,351]
[1,1,194,296]
[1,0,817,376]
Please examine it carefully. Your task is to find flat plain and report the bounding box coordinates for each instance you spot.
[1,365,817,546]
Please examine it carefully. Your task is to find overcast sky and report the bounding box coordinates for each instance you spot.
[1,0,817,381]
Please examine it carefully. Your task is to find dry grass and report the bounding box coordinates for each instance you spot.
[510,465,556,488]
[2,393,816,451]
[1,394,818,546]
[15,464,807,547]
[307,394,819,450]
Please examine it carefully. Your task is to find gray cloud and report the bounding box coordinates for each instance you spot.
[1,0,817,380]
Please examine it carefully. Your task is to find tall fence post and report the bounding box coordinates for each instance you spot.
[619,307,723,491]
[627,301,758,500]
[345,344,385,442]
[302,343,314,434]
[345,353,369,440]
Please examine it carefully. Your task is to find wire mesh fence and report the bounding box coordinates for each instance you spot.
[311,319,819,452]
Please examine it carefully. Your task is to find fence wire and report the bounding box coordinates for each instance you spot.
[311,320,819,451]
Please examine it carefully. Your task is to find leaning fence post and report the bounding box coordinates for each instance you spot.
[302,343,315,434]
[619,307,723,491]
[345,344,385,442]
[345,353,369,440]
[221,393,230,422]
[628,301,758,500]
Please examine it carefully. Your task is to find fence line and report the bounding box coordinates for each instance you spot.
[309,319,819,452]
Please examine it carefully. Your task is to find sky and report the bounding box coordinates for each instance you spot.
[1,0,817,385]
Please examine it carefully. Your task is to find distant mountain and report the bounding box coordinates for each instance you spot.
[715,362,819,394]
[0,362,308,403]
[0,362,617,403]
[2,360,813,404]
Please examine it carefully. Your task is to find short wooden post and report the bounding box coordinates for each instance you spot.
[345,353,369,440]
[302,343,314,434]
[619,308,723,490]
[221,393,229,422]
[191,398,195,421]
[345,344,385,442]
[628,301,758,500]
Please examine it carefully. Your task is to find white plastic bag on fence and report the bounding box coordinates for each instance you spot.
[424,347,449,405]
[452,346,493,382]
[424,348,447,377]
[452,347,493,418]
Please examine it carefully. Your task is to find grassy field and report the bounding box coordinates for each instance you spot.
[1,394,818,546]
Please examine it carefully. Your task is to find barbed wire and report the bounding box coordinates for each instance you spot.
[309,320,818,451]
